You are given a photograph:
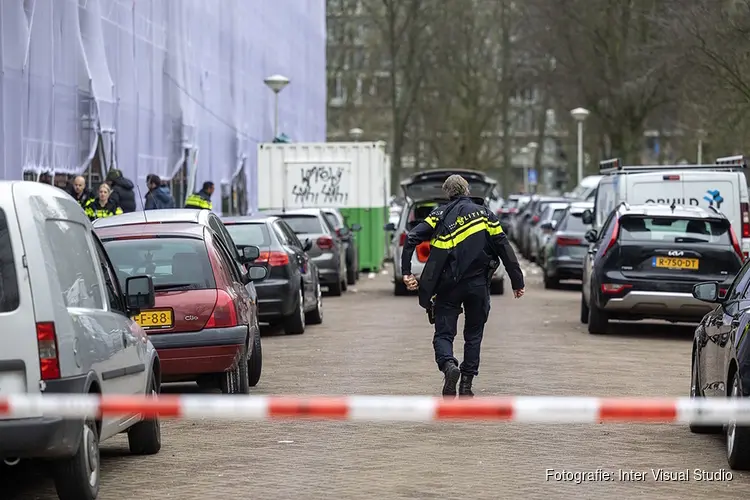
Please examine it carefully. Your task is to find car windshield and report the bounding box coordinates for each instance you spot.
[551,209,567,222]
[323,212,341,229]
[278,215,324,234]
[619,216,731,244]
[564,213,591,232]
[102,237,216,290]
[225,223,271,246]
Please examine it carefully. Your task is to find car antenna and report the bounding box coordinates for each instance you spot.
[135,177,149,222]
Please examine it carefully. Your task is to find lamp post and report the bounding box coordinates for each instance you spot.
[697,128,706,164]
[349,127,363,142]
[264,74,290,139]
[570,107,590,184]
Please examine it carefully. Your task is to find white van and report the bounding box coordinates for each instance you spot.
[593,156,750,256]
[567,175,603,201]
[0,181,162,500]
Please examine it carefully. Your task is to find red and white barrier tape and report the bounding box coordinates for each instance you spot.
[1,395,750,423]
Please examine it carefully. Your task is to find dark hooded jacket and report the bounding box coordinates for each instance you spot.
[108,176,136,213]
[144,186,176,210]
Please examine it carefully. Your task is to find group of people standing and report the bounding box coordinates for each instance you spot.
[63,170,214,221]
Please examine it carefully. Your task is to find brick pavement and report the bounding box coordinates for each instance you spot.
[4,263,750,499]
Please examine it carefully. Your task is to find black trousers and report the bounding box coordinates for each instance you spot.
[432,275,490,376]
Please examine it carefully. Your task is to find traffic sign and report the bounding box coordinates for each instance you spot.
[528,169,538,185]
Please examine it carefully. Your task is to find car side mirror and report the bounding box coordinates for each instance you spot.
[351,223,362,231]
[693,281,720,303]
[384,222,396,231]
[302,238,313,252]
[584,229,598,243]
[336,227,350,237]
[540,221,554,231]
[247,265,268,282]
[581,209,593,225]
[125,275,155,312]
[238,245,260,263]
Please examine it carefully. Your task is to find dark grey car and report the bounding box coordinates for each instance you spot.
[262,209,348,296]
[541,201,593,289]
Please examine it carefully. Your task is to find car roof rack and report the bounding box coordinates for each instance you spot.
[599,155,747,174]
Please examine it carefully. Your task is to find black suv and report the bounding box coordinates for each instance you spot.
[579,203,744,334]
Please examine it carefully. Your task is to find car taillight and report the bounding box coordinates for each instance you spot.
[399,232,407,246]
[601,283,632,294]
[36,322,60,380]
[205,290,238,328]
[510,208,518,214]
[556,236,581,246]
[603,218,620,256]
[256,251,289,267]
[730,226,744,260]
[416,242,430,262]
[532,215,540,223]
[317,236,334,250]
[742,202,750,238]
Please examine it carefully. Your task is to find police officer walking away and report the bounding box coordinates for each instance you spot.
[401,175,525,398]
[184,181,214,210]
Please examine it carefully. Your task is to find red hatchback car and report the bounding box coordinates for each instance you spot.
[96,222,267,394]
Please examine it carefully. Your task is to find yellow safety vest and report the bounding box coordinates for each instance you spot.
[184,193,212,210]
[84,199,124,221]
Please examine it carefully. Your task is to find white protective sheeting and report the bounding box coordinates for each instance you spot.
[0,0,327,211]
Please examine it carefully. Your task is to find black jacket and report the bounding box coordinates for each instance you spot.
[401,196,524,308]
[64,184,93,208]
[108,177,136,213]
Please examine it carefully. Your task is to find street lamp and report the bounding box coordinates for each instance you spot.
[570,107,590,184]
[264,74,290,139]
[349,127,363,142]
[697,128,706,164]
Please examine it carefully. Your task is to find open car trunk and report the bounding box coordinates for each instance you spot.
[401,169,496,201]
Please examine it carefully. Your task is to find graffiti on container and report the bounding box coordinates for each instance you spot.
[290,165,349,205]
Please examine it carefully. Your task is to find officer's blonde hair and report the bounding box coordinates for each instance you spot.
[442,175,470,198]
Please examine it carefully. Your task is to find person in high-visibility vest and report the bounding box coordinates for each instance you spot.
[84,183,124,221]
[184,181,214,210]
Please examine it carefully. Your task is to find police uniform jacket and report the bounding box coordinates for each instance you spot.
[84,198,124,221]
[401,195,525,308]
[184,190,212,210]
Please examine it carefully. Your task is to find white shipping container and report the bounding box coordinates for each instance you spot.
[257,142,389,210]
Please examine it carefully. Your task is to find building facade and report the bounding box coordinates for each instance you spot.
[0,0,326,213]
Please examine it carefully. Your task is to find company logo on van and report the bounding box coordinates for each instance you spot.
[703,189,723,209]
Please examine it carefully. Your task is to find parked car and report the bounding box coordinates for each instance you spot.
[262,208,348,296]
[580,203,744,334]
[93,209,256,285]
[529,201,570,264]
[516,196,570,259]
[384,169,506,295]
[541,201,593,288]
[690,275,750,470]
[321,208,362,285]
[97,222,267,393]
[0,181,161,500]
[222,215,323,334]
[565,175,603,201]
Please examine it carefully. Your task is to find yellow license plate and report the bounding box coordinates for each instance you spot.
[653,257,699,270]
[133,309,173,328]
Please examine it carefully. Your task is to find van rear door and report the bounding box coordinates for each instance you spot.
[679,172,739,236]
[0,184,41,419]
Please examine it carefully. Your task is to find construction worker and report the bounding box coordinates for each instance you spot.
[84,183,124,221]
[184,181,214,210]
[401,175,525,398]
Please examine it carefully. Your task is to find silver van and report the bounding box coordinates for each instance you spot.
[0,181,162,500]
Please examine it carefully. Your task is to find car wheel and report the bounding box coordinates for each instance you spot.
[587,296,609,334]
[490,278,504,295]
[689,350,721,434]
[127,374,163,454]
[727,370,750,469]
[543,268,558,289]
[284,288,306,334]
[346,262,357,285]
[394,278,409,296]
[328,279,343,296]
[247,326,262,387]
[341,274,348,292]
[220,344,249,394]
[306,283,324,325]
[52,417,100,500]
[580,292,589,324]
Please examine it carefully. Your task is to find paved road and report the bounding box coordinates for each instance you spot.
[5,261,750,499]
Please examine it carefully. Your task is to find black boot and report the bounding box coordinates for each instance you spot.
[441,362,460,398]
[459,374,474,398]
